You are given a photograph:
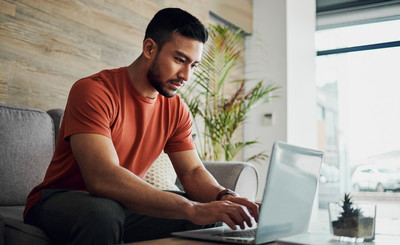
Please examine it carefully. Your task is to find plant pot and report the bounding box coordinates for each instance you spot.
[328,202,376,242]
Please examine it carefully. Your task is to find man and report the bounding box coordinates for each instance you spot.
[24,8,259,244]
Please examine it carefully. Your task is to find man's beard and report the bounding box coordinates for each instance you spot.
[147,58,182,98]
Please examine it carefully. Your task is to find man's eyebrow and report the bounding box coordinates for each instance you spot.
[175,50,200,64]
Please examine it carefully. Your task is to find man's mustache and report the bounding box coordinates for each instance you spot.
[168,79,185,86]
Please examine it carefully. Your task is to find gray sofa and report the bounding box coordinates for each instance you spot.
[0,104,258,245]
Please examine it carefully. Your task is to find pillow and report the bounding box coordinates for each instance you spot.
[144,152,180,191]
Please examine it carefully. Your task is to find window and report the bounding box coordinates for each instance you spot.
[316,19,400,235]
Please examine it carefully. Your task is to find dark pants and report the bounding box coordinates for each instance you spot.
[25,190,211,245]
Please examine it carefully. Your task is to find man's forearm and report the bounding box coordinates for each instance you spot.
[71,133,195,221]
[178,166,225,202]
[89,164,195,220]
[93,165,258,230]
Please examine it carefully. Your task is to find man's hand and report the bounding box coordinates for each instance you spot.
[221,195,261,223]
[186,197,260,230]
[168,150,260,229]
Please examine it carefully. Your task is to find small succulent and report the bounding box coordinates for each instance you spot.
[338,193,363,222]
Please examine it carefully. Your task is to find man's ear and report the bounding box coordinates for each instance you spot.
[143,38,157,59]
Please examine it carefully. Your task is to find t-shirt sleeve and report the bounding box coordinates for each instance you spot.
[62,77,116,141]
[164,98,195,152]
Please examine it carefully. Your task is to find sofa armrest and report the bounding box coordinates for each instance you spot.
[203,161,258,201]
[175,161,258,201]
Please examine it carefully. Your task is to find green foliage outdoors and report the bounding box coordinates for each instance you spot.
[179,24,279,162]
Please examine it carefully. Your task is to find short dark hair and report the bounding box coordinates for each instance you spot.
[145,8,208,50]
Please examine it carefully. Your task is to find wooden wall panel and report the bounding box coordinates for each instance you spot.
[0,0,252,111]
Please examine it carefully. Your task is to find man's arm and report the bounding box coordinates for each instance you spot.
[70,133,256,229]
[168,150,222,202]
[168,150,260,223]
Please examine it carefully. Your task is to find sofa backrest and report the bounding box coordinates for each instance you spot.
[0,104,55,206]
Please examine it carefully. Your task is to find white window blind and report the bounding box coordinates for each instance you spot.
[317,1,400,30]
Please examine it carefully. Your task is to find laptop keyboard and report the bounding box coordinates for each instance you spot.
[212,228,257,238]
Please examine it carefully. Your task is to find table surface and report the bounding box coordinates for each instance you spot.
[127,206,400,244]
[127,237,278,244]
[126,232,400,245]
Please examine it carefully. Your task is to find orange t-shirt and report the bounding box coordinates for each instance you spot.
[24,67,195,218]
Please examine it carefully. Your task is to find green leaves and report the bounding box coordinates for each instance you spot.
[179,24,279,162]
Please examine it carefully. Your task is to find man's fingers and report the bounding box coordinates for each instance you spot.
[220,213,238,230]
[248,203,260,222]
[224,202,252,229]
[237,205,253,228]
[227,197,260,223]
[189,199,259,230]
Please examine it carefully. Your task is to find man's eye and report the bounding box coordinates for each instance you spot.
[175,57,185,63]
[192,64,199,69]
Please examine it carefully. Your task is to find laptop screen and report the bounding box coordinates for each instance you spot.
[255,141,323,244]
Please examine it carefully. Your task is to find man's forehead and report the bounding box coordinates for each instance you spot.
[175,50,201,63]
[165,33,203,61]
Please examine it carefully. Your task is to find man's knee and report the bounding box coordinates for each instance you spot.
[29,190,126,244]
[68,193,125,242]
[72,202,124,244]
[75,195,125,226]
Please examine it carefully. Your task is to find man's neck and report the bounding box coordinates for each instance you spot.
[127,56,158,99]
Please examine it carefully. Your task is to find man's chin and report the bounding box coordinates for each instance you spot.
[159,89,176,98]
[164,94,175,98]
[150,80,178,98]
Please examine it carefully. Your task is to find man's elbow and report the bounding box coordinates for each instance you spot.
[83,176,108,197]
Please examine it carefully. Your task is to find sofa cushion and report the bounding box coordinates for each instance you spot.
[2,215,51,245]
[0,206,50,245]
[144,152,179,191]
[0,206,24,222]
[0,215,4,245]
[0,105,55,205]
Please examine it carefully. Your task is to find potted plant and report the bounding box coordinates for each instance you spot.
[329,193,376,241]
[179,24,279,162]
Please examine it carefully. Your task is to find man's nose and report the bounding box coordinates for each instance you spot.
[178,65,192,82]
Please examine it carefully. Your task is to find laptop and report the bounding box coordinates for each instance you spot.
[172,141,324,244]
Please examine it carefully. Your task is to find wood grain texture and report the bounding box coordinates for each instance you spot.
[0,0,252,111]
